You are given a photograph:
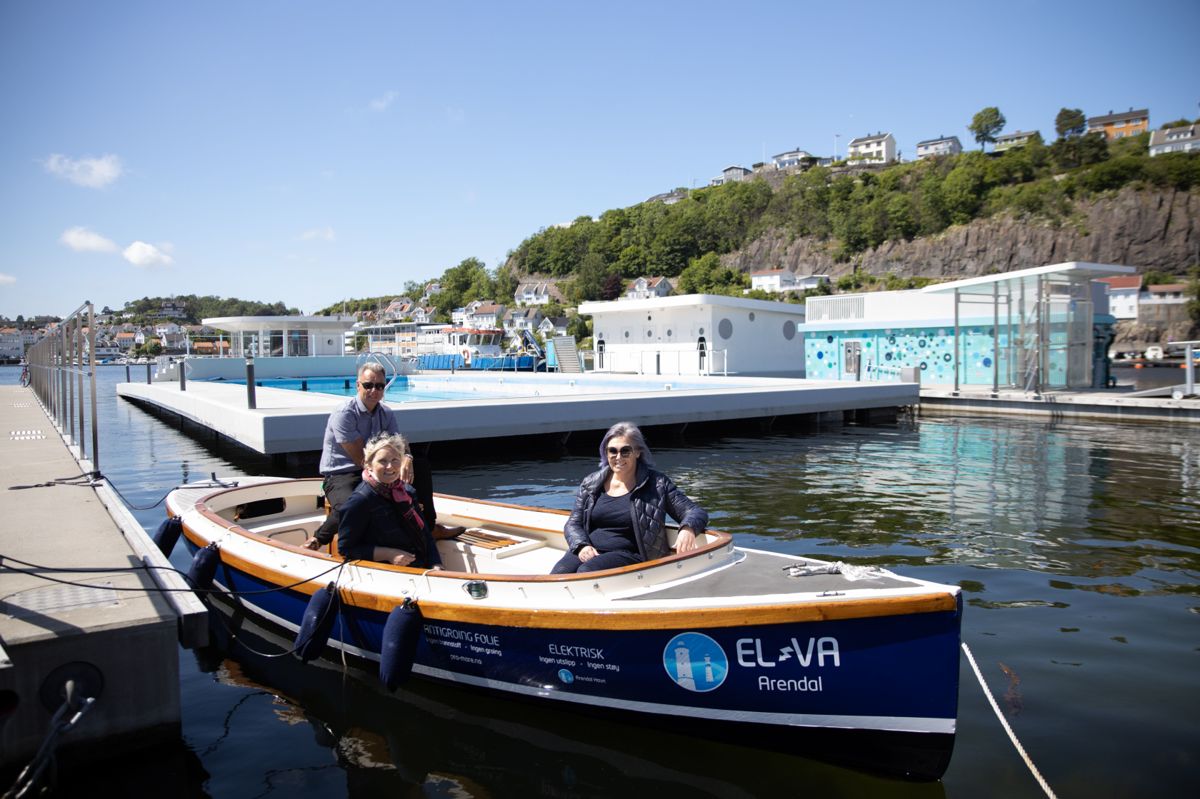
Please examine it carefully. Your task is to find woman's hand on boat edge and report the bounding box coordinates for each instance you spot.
[675,527,698,553]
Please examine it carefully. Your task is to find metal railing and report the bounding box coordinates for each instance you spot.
[24,301,100,472]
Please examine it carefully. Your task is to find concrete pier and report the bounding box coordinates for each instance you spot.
[115,373,920,455]
[0,386,203,772]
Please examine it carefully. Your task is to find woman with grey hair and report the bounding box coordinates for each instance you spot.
[551,422,708,574]
[338,432,443,569]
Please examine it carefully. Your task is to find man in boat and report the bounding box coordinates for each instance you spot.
[306,363,457,550]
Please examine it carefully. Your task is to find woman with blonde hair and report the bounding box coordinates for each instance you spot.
[338,432,442,569]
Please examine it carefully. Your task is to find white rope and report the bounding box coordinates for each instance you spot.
[962,642,1057,799]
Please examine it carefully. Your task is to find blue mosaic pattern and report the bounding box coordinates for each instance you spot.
[805,327,1017,384]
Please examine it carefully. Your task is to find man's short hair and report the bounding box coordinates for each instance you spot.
[358,361,386,380]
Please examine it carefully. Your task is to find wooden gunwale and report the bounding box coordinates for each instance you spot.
[177,482,960,630]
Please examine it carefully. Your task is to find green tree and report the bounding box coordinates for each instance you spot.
[677,253,747,294]
[1054,108,1086,139]
[968,107,1006,151]
[566,252,610,303]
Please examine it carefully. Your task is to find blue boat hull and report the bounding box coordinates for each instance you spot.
[190,542,961,778]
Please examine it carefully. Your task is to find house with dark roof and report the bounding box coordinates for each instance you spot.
[1149,123,1200,157]
[993,130,1040,152]
[1086,108,1149,140]
[847,132,895,164]
[915,135,962,159]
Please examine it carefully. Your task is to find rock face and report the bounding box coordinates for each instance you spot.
[723,187,1200,278]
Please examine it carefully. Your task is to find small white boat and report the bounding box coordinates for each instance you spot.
[166,478,963,779]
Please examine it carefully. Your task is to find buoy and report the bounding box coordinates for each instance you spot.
[294,584,339,662]
[379,600,422,691]
[152,517,183,556]
[186,543,220,590]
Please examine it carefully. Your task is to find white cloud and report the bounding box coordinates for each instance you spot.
[44,153,123,188]
[369,90,399,112]
[60,226,119,253]
[0,273,15,285]
[446,106,466,124]
[301,226,336,242]
[123,241,174,268]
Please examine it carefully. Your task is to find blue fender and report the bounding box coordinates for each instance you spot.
[186,543,220,590]
[152,517,183,556]
[379,600,421,691]
[295,584,340,662]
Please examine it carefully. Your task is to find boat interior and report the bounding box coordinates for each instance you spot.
[207,481,722,577]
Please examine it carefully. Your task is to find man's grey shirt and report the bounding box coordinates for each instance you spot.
[319,396,400,475]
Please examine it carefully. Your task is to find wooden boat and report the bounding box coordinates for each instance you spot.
[166,478,962,779]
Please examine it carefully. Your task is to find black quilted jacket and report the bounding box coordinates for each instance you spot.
[563,462,708,561]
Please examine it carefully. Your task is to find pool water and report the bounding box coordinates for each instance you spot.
[226,374,755,403]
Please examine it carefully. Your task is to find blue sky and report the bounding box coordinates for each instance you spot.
[1,0,1197,319]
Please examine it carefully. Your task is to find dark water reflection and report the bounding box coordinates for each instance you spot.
[4,366,1198,798]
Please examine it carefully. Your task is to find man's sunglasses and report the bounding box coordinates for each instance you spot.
[606,446,634,458]
[360,382,387,391]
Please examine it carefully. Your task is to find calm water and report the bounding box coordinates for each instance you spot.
[3,365,1197,798]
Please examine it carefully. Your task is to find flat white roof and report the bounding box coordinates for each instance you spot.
[203,315,358,333]
[921,262,1136,296]
[580,293,806,317]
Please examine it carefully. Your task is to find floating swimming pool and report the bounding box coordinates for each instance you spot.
[223,372,764,403]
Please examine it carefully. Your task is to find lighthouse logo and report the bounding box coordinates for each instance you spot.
[663,632,728,693]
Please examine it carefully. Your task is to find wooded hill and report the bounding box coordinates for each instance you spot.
[504,130,1199,300]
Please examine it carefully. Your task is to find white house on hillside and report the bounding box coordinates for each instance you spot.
[847,132,896,164]
[916,135,962,159]
[625,276,673,300]
[994,130,1039,152]
[751,269,796,293]
[771,149,816,170]
[1096,275,1141,319]
[514,281,563,306]
[1149,123,1200,157]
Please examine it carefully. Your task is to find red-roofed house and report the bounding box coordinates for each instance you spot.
[1096,275,1142,319]
[625,276,673,301]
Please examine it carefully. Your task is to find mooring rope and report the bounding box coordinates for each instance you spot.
[961,642,1057,799]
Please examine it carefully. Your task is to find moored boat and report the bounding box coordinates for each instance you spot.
[166,478,962,779]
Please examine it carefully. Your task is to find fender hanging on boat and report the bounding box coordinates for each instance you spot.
[379,599,422,691]
[152,516,184,556]
[186,543,220,591]
[152,517,184,556]
[295,583,340,663]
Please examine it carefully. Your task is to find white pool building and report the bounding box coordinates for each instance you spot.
[579,294,807,376]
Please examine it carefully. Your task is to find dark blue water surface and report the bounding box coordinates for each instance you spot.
[3,365,1197,798]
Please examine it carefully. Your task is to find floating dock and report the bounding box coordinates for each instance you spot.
[0,386,205,773]
[116,373,920,455]
[918,385,1200,423]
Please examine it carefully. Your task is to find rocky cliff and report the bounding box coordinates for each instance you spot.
[722,186,1199,279]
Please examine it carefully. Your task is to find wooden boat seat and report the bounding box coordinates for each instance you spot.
[437,528,561,574]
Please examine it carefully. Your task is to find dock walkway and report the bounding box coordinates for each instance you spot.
[0,386,198,772]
